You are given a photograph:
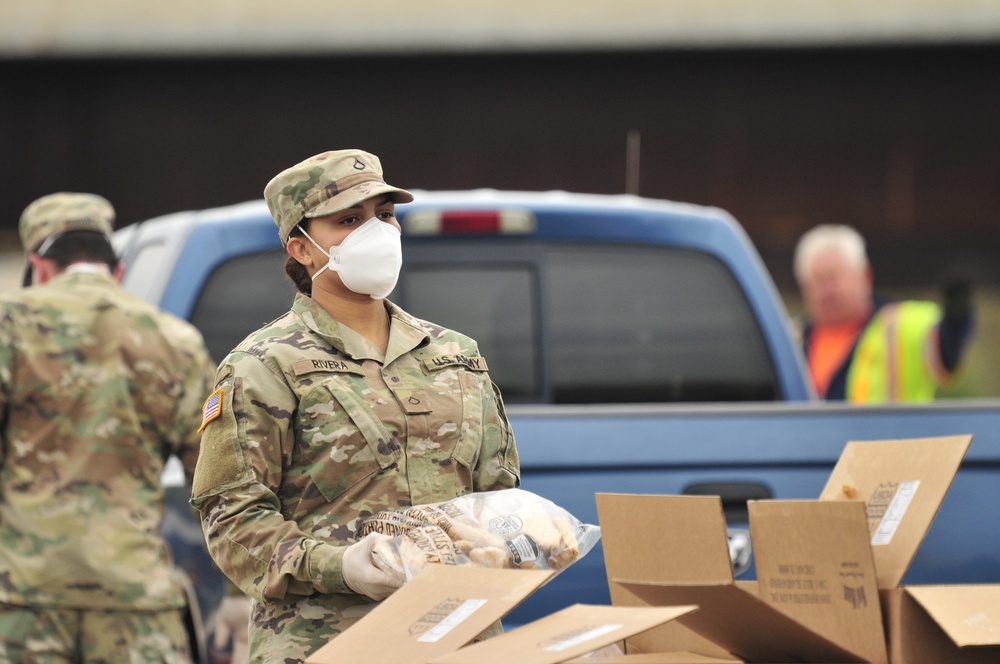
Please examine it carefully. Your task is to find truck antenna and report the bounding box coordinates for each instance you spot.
[626,129,641,195]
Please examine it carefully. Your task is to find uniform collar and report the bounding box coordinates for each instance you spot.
[291,294,430,364]
[49,268,117,287]
[384,300,433,365]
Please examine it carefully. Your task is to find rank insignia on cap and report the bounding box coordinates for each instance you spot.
[198,388,224,432]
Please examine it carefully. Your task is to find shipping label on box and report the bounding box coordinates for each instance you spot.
[430,604,699,664]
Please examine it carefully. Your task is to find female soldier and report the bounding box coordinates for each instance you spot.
[191,149,521,662]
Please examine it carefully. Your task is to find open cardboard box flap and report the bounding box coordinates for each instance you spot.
[597,493,886,663]
[306,564,554,664]
[748,499,886,662]
[429,603,699,664]
[818,434,973,589]
[615,581,864,663]
[881,585,1000,664]
[904,585,1000,648]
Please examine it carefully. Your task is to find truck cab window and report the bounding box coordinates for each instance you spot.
[402,241,779,404]
[189,251,296,363]
[402,266,539,402]
[545,245,778,402]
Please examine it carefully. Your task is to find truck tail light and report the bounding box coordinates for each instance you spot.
[403,209,536,235]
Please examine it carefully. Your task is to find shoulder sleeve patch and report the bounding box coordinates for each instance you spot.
[198,388,225,433]
[423,354,489,372]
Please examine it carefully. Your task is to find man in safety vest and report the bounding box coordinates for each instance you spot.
[794,224,974,403]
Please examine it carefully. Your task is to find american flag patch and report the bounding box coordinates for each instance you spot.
[198,388,224,432]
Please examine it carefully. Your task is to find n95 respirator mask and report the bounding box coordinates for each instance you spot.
[299,218,403,300]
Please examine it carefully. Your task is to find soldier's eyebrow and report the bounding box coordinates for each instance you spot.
[341,195,394,214]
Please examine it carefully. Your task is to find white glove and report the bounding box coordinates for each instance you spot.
[342,532,402,601]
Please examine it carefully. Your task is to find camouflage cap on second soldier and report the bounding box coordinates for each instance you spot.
[19,192,116,255]
[263,149,414,245]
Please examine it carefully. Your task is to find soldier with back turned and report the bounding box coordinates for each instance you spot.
[0,193,216,662]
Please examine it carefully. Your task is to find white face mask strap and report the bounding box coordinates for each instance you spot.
[297,225,331,281]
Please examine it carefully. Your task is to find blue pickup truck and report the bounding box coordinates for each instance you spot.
[113,190,1000,629]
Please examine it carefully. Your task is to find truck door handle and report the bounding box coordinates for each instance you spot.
[682,482,773,523]
[727,529,753,577]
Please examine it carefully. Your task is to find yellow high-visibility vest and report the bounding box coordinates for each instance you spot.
[846,301,948,403]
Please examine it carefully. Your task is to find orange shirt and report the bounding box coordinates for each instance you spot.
[807,322,865,398]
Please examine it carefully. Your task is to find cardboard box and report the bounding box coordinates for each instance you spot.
[598,493,886,663]
[307,564,700,664]
[881,585,1000,664]
[305,565,554,664]
[429,603,700,664]
[598,434,996,664]
[819,434,1000,663]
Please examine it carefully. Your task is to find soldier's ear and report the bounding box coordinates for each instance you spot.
[285,236,315,268]
[27,254,58,285]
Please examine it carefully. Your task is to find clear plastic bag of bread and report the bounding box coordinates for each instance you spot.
[359,488,601,585]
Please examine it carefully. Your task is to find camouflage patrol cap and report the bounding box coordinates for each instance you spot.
[19,192,115,255]
[263,149,414,245]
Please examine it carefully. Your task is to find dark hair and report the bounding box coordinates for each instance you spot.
[284,224,312,296]
[41,231,119,271]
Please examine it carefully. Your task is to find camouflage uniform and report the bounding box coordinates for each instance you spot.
[190,149,520,662]
[191,294,520,662]
[0,193,216,662]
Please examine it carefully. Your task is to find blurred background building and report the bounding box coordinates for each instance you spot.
[2,0,999,393]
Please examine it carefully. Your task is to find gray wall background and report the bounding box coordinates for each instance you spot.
[4,46,998,293]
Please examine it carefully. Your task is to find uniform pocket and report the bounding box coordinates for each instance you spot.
[298,376,402,503]
[452,370,484,468]
[408,365,484,474]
